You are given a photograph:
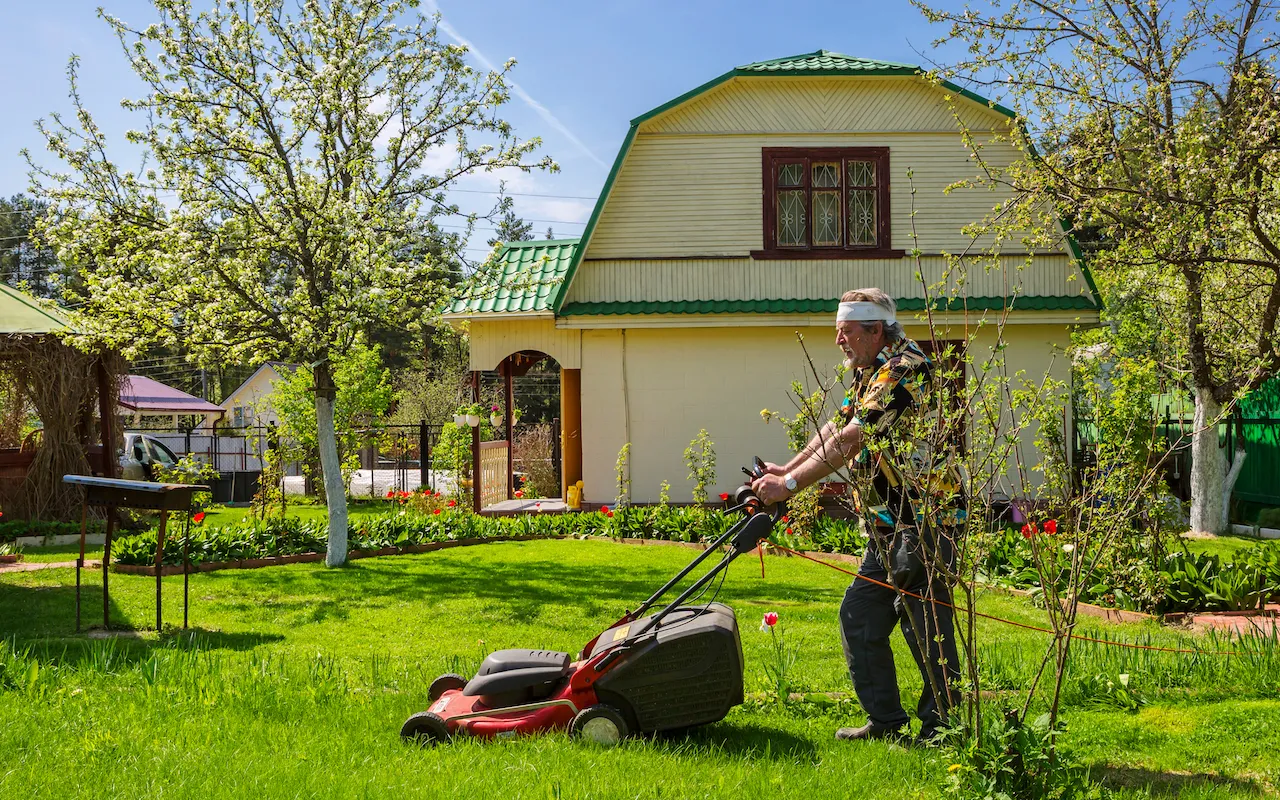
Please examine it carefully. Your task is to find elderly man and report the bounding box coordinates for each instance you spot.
[752,287,961,745]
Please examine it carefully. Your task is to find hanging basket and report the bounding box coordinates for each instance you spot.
[466,414,480,428]
[490,414,503,427]
[452,414,467,426]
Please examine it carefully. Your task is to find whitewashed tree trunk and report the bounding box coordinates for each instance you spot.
[1221,445,1246,533]
[1189,388,1228,534]
[315,384,349,567]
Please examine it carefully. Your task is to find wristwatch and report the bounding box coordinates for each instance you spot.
[784,472,798,492]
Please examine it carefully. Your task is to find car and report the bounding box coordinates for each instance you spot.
[119,433,181,481]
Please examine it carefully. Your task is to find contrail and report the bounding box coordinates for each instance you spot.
[424,1,607,169]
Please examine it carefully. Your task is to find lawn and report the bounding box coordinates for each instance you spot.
[1,538,1277,799]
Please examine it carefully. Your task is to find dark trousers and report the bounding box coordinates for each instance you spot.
[838,531,960,734]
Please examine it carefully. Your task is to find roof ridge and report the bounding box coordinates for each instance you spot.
[501,237,582,249]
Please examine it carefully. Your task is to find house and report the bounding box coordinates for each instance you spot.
[120,375,225,430]
[219,362,300,429]
[445,51,1101,506]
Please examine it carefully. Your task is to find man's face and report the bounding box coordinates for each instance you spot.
[835,320,885,368]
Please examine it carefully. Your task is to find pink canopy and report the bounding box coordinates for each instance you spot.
[119,375,224,416]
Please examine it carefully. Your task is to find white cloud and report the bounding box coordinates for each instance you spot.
[423,0,607,169]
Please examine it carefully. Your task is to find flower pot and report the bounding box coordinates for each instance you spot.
[490,414,503,427]
[452,414,466,426]
[466,414,480,427]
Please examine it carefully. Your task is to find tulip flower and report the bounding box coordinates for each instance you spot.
[601,505,609,515]
[447,499,456,507]
[1020,523,1036,539]
[433,508,441,515]
[385,489,395,499]
[719,492,730,501]
[1062,543,1075,554]
[759,611,779,632]
[1044,519,1058,534]
[514,490,523,498]
[192,511,206,524]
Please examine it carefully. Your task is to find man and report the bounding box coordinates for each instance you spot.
[752,288,961,745]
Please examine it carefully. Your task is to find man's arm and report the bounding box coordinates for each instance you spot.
[754,419,863,504]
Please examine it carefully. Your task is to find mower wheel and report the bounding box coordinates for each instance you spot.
[570,705,629,746]
[428,672,468,702]
[400,711,451,746]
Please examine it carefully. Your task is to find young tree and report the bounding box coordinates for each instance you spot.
[917,0,1280,532]
[486,202,534,247]
[29,0,554,564]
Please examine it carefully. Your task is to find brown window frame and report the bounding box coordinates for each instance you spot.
[753,147,903,260]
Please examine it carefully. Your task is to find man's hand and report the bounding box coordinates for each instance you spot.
[761,461,788,477]
[751,473,792,506]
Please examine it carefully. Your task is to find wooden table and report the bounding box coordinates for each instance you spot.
[62,475,198,632]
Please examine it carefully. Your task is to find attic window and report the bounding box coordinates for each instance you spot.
[754,147,902,260]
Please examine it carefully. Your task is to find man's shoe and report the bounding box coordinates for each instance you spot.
[913,728,945,747]
[835,722,907,742]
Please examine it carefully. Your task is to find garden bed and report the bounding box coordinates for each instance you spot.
[110,534,564,576]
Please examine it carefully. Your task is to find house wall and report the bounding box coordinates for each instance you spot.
[222,368,284,428]
[578,321,1074,504]
[467,318,582,371]
[572,76,1083,306]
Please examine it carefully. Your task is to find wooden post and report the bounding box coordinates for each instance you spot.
[96,357,117,479]
[75,503,87,632]
[560,368,582,498]
[155,511,168,631]
[504,357,514,499]
[471,370,481,513]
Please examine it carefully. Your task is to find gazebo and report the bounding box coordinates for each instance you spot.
[0,284,120,520]
[119,374,224,430]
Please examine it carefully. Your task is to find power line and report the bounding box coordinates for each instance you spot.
[448,189,597,201]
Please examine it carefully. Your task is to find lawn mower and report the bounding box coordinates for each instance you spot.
[400,463,782,746]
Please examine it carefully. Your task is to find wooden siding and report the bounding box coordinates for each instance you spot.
[564,254,1090,306]
[583,132,1033,260]
[644,76,1007,135]
[467,319,581,371]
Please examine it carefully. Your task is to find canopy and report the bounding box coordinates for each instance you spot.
[120,375,224,425]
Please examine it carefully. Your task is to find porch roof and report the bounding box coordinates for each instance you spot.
[446,238,580,317]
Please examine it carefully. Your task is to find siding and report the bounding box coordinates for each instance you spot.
[583,131,1028,260]
[565,254,1091,305]
[645,76,1007,135]
[468,318,582,371]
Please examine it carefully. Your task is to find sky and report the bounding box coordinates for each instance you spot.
[0,0,979,261]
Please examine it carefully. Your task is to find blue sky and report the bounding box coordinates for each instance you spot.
[0,0,974,260]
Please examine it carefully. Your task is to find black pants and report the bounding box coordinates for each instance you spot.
[838,531,960,735]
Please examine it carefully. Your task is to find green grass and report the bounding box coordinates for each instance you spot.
[1,539,1277,798]
[1181,532,1274,560]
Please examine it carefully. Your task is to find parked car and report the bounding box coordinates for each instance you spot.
[120,433,181,481]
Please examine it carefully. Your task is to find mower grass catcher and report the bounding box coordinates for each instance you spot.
[401,469,780,747]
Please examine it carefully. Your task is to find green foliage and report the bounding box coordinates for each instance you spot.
[942,711,1101,800]
[683,429,716,505]
[152,455,218,512]
[614,442,631,509]
[271,342,396,492]
[0,519,107,543]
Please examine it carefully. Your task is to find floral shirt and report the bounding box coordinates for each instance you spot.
[840,337,963,530]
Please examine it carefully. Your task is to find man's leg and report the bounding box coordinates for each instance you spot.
[897,531,960,740]
[838,544,910,736]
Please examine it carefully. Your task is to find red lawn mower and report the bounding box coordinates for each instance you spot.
[400,467,781,746]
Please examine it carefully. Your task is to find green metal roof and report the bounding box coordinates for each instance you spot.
[0,283,71,334]
[559,295,1099,317]
[447,239,580,316]
[737,50,918,75]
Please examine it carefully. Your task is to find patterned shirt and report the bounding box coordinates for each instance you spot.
[840,337,963,530]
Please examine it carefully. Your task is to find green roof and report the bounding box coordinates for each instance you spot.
[560,295,1099,317]
[446,239,579,315]
[737,50,918,75]
[0,283,71,334]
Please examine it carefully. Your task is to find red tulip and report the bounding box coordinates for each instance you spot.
[385,489,395,499]
[606,510,614,518]
[600,505,609,515]
[763,612,778,627]
[447,499,456,507]
[781,515,788,523]
[192,512,206,524]
[1020,523,1036,539]
[1044,519,1058,535]
[514,490,524,498]
[786,527,793,535]
[433,508,441,515]
[719,492,730,501]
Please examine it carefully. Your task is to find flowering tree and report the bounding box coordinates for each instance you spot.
[915,0,1280,533]
[28,0,554,564]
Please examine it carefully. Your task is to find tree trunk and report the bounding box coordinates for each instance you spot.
[315,363,349,566]
[1189,387,1228,534]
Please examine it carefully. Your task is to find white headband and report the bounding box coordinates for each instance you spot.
[836,301,895,324]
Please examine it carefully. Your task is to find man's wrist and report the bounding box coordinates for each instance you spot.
[784,472,798,492]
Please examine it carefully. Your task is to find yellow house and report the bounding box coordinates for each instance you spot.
[445,51,1100,507]
[218,362,300,430]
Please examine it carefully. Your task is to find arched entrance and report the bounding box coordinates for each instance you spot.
[471,349,581,514]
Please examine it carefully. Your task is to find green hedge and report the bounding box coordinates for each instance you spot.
[0,519,109,542]
[111,506,869,567]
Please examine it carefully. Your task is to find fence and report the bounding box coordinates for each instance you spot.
[1073,411,1280,520]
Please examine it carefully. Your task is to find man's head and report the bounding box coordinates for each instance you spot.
[836,288,903,368]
